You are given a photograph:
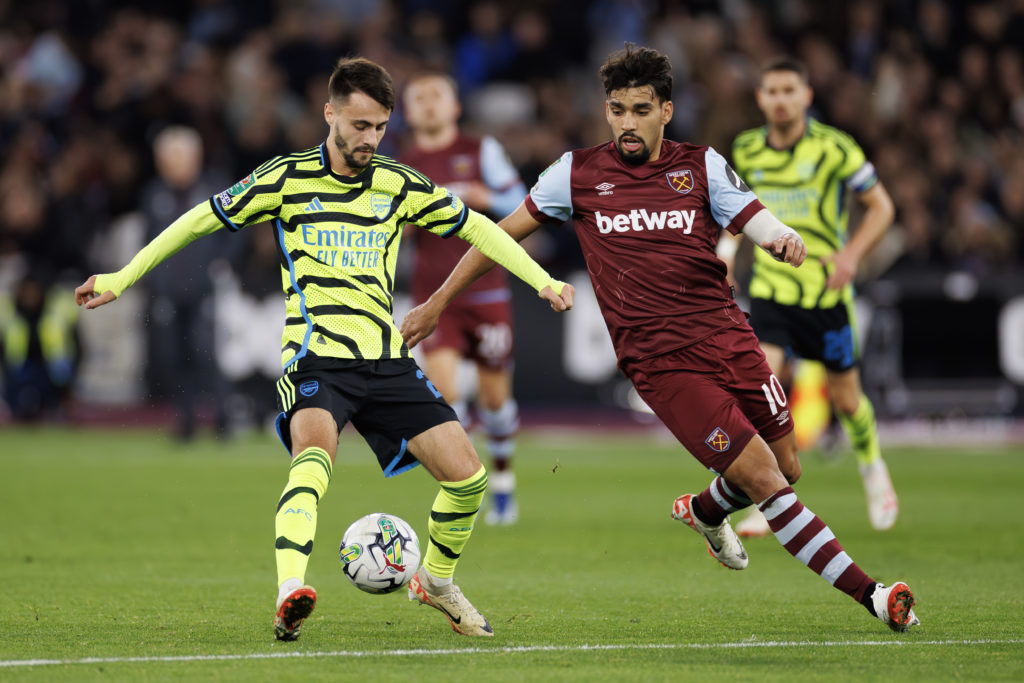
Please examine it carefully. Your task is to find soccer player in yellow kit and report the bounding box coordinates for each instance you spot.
[75,57,573,641]
[724,58,898,534]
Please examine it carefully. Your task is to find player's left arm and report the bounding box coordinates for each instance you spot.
[823,181,895,289]
[706,147,805,268]
[741,209,807,267]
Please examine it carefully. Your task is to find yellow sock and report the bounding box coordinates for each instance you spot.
[836,395,881,467]
[423,465,487,579]
[274,447,332,586]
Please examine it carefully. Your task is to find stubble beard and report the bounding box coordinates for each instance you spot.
[334,131,374,170]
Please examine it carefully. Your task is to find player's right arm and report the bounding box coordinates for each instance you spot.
[76,163,283,309]
[400,202,565,347]
[74,202,223,309]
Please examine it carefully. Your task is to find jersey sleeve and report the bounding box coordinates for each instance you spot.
[209,165,284,231]
[704,147,765,235]
[524,151,573,223]
[457,210,561,295]
[479,135,527,217]
[93,201,223,297]
[404,178,469,239]
[836,135,878,194]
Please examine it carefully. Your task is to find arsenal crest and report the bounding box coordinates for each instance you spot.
[666,169,694,194]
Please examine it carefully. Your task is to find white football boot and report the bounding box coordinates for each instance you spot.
[734,507,772,538]
[871,581,921,632]
[408,567,494,636]
[860,459,899,531]
[672,494,748,570]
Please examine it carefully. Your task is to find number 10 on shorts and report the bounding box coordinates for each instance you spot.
[762,375,787,415]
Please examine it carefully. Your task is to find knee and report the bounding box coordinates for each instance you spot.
[832,394,860,416]
[782,458,802,485]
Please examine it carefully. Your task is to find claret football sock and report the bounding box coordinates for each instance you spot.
[274,446,333,586]
[758,487,875,603]
[694,476,754,526]
[424,465,487,579]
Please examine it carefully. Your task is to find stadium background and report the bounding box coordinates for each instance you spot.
[1,0,1023,443]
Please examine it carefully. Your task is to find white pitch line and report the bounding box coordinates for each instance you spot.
[2,639,1022,668]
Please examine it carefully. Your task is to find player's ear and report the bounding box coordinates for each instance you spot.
[661,99,674,125]
[324,100,334,125]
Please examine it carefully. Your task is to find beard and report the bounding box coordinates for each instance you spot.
[334,132,375,170]
[615,134,651,166]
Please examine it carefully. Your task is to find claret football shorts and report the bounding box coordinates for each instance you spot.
[625,324,795,475]
[274,357,458,477]
[420,296,514,369]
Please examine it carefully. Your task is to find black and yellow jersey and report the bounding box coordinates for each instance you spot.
[208,142,470,367]
[93,143,559,372]
[732,118,877,309]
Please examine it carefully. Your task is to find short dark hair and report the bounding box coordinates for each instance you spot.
[599,43,673,103]
[328,57,396,111]
[760,57,809,84]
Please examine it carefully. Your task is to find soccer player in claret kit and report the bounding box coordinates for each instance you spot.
[75,57,572,640]
[400,72,526,525]
[402,44,920,632]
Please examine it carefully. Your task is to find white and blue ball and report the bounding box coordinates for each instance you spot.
[339,513,420,594]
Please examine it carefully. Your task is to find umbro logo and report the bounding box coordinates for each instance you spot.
[595,182,614,196]
[304,197,326,213]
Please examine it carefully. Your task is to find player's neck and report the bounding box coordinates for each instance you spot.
[414,124,458,152]
[766,117,807,150]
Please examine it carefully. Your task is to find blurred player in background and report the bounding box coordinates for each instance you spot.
[403,44,919,633]
[76,57,572,641]
[723,58,898,535]
[400,72,527,525]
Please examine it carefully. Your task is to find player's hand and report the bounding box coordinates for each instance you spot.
[74,275,117,309]
[762,232,806,267]
[822,249,857,289]
[400,301,442,349]
[541,282,574,312]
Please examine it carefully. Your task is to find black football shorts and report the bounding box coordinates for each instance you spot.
[274,357,458,477]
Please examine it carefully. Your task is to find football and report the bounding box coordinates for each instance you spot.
[339,513,421,594]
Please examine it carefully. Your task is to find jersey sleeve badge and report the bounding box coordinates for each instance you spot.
[219,171,258,207]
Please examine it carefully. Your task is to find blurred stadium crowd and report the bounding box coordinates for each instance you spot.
[1,0,1022,425]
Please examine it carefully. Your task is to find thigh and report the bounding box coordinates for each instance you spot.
[423,347,461,403]
[630,367,757,475]
[408,420,481,482]
[350,359,460,478]
[274,367,360,457]
[722,328,796,444]
[288,407,340,459]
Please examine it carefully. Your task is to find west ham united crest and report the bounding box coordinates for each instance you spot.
[705,427,730,452]
[666,169,694,194]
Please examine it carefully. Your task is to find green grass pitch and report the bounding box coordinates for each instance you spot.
[1,425,1022,681]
